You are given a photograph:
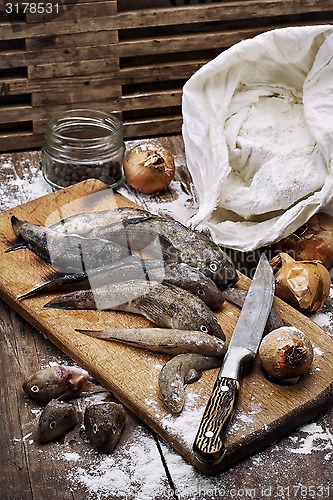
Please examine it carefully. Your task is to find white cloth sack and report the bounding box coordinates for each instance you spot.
[182,25,333,251]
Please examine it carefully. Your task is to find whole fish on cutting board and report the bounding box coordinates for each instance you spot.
[77,327,226,357]
[100,214,238,290]
[45,206,238,290]
[159,354,222,414]
[17,255,225,310]
[7,216,130,272]
[45,280,225,339]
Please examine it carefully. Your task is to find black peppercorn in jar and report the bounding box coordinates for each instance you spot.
[41,109,125,189]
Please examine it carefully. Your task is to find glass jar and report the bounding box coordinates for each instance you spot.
[41,109,125,190]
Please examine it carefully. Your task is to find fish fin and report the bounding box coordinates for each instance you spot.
[17,270,80,300]
[5,242,28,253]
[17,287,41,300]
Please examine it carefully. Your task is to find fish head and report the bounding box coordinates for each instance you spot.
[22,366,69,403]
[22,365,89,403]
[193,279,225,311]
[202,315,225,340]
[202,249,239,291]
[84,402,126,453]
[37,399,77,442]
[188,312,225,341]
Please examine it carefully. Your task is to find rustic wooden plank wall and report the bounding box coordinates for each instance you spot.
[0,0,332,151]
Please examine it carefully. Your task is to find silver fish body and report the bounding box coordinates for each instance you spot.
[18,256,225,310]
[9,216,129,272]
[159,354,222,414]
[22,365,90,403]
[45,280,225,339]
[52,207,238,289]
[37,399,78,442]
[51,207,151,236]
[16,255,160,300]
[84,402,126,453]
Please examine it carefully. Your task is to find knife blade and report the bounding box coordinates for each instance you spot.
[193,253,275,465]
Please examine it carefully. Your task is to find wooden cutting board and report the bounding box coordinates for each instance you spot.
[1,179,333,474]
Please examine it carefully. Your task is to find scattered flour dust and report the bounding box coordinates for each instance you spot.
[311,283,333,336]
[287,423,333,460]
[65,427,172,500]
[161,390,205,449]
[0,158,51,211]
[118,179,198,225]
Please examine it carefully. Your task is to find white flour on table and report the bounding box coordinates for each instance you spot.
[0,157,51,211]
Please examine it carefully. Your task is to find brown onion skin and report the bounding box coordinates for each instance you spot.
[270,253,331,314]
[259,327,314,381]
[274,212,333,270]
[124,142,175,194]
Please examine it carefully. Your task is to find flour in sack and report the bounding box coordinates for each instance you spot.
[182,25,333,251]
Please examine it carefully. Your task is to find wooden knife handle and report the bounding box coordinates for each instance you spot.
[193,377,240,465]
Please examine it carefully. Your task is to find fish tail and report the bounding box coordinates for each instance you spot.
[44,291,97,309]
[5,242,28,253]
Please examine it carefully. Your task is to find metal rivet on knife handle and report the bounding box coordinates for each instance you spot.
[193,377,240,465]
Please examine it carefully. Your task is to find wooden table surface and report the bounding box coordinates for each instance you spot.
[1,136,332,500]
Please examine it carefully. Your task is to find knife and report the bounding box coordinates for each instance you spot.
[193,253,275,465]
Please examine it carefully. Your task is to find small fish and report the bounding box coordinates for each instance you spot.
[23,365,96,403]
[159,354,222,414]
[53,207,238,290]
[8,216,129,272]
[84,402,126,453]
[17,256,225,310]
[77,327,226,357]
[37,399,78,443]
[45,280,225,339]
[114,214,239,290]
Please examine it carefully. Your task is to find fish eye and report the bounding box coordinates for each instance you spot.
[200,325,208,333]
[31,385,40,393]
[111,425,117,434]
[198,288,206,296]
[209,262,218,273]
[93,424,98,433]
[49,420,56,429]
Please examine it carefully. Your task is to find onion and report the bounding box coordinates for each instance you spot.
[259,327,314,381]
[270,253,330,313]
[274,212,333,270]
[124,142,175,194]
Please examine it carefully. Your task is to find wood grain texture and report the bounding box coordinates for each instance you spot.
[0,178,332,473]
[1,0,332,150]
